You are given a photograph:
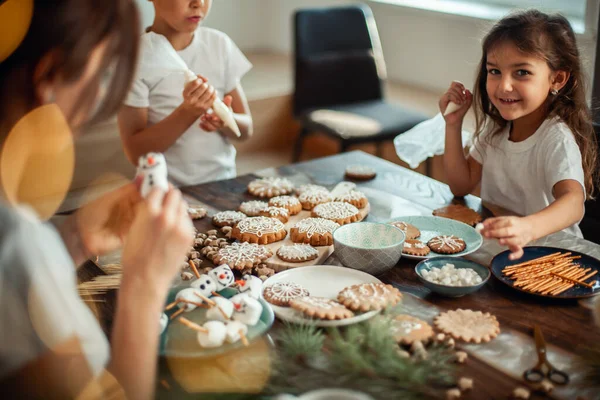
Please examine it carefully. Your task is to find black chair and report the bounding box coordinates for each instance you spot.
[579,123,600,244]
[292,4,428,162]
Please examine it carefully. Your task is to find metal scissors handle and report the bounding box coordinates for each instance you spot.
[523,325,569,385]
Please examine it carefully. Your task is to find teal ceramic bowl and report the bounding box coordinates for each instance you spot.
[415,257,490,297]
[333,222,405,275]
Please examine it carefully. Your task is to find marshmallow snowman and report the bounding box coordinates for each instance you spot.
[190,274,217,298]
[209,265,235,291]
[236,275,263,299]
[225,321,248,344]
[197,321,227,348]
[137,152,169,198]
[160,313,168,334]
[206,297,235,322]
[232,295,263,326]
[176,288,204,311]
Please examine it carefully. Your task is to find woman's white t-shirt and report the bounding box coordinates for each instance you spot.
[125,28,252,186]
[469,116,585,237]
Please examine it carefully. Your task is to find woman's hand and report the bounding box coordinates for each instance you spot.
[479,216,536,260]
[439,81,472,127]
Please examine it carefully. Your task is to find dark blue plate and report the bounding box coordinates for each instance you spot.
[490,246,600,299]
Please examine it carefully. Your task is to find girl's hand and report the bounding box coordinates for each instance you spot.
[439,81,472,126]
[199,95,233,132]
[181,75,217,117]
[120,187,194,292]
[480,216,535,260]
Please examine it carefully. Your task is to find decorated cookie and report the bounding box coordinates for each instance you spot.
[289,297,354,320]
[295,184,329,196]
[239,200,268,217]
[248,177,294,198]
[432,204,482,226]
[434,309,500,343]
[390,315,434,345]
[277,244,319,263]
[312,202,361,225]
[428,235,466,254]
[263,281,309,307]
[258,206,289,223]
[337,283,403,312]
[232,216,287,245]
[268,195,302,215]
[299,190,333,210]
[389,221,420,240]
[402,239,430,257]
[212,210,247,227]
[344,165,376,180]
[213,242,273,270]
[188,205,207,220]
[334,190,369,209]
[290,217,340,246]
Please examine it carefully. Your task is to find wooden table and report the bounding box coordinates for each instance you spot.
[91,150,600,399]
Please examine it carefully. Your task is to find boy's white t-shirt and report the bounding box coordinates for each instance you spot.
[125,28,252,186]
[469,116,585,237]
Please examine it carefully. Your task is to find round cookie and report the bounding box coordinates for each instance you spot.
[389,221,420,240]
[390,315,434,345]
[290,218,340,246]
[258,206,289,223]
[239,200,268,217]
[213,242,273,270]
[263,281,309,307]
[402,239,430,257]
[344,165,376,180]
[277,244,319,263]
[232,216,287,245]
[312,202,361,225]
[337,283,402,312]
[299,190,332,210]
[334,190,369,209]
[295,184,328,196]
[212,210,247,227]
[428,235,466,254]
[434,309,500,344]
[289,297,354,320]
[432,204,482,226]
[248,177,294,198]
[269,195,302,215]
[188,205,207,220]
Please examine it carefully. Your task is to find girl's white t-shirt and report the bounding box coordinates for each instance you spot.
[124,28,252,186]
[469,116,585,237]
[0,205,109,379]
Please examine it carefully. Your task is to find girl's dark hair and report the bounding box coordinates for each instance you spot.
[473,9,598,198]
[0,0,140,134]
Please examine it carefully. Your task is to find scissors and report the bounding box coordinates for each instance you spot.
[523,325,569,385]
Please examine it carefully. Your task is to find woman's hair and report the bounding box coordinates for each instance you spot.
[0,0,140,134]
[472,9,598,198]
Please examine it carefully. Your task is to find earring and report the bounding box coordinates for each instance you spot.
[551,89,559,95]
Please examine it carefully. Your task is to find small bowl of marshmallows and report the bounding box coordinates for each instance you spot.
[415,257,490,297]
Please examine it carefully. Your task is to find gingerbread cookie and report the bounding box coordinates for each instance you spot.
[390,315,434,345]
[289,297,354,320]
[277,244,319,263]
[295,184,328,196]
[432,204,482,226]
[188,205,207,220]
[312,202,361,225]
[428,235,466,254]
[337,283,402,312]
[290,218,340,246]
[389,221,420,240]
[212,210,247,227]
[232,216,287,245]
[299,190,332,210]
[258,206,289,223]
[402,239,430,257]
[334,190,369,209]
[213,242,273,270]
[269,195,302,215]
[344,165,376,180]
[239,200,268,217]
[434,309,500,344]
[248,177,294,198]
[263,281,309,307]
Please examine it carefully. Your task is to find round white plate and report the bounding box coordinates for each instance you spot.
[389,215,483,260]
[262,265,382,327]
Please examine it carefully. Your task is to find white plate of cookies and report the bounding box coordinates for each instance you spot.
[262,265,402,327]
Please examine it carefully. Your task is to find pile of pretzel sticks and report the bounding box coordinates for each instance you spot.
[502,252,598,296]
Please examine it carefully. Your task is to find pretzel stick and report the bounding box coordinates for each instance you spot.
[188,260,201,279]
[240,331,249,346]
[217,306,230,320]
[550,271,597,295]
[504,252,567,269]
[212,291,223,297]
[194,292,216,306]
[165,300,180,311]
[170,308,185,320]
[178,317,208,333]
[179,299,210,308]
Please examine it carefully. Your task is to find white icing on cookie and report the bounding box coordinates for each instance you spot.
[277,244,319,260]
[296,184,328,196]
[236,216,285,237]
[299,190,332,205]
[391,221,409,231]
[265,282,309,303]
[404,242,412,248]
[294,296,339,310]
[216,242,272,266]
[345,165,375,176]
[213,210,247,224]
[239,200,268,216]
[293,218,340,238]
[312,202,359,220]
[334,190,367,203]
[339,283,394,302]
[261,206,289,218]
[248,177,294,197]
[429,236,464,250]
[392,320,423,335]
[269,195,301,208]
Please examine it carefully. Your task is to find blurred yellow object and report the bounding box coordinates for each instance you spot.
[1,104,74,220]
[0,0,33,62]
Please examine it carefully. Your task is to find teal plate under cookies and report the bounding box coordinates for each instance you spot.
[159,287,274,358]
[386,216,483,260]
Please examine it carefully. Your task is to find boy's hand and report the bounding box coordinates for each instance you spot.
[181,75,217,117]
[479,216,535,260]
[199,95,233,133]
[439,81,472,127]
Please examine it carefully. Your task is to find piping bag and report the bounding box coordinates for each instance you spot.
[443,101,463,116]
[145,32,241,137]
